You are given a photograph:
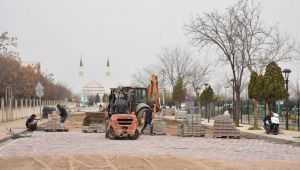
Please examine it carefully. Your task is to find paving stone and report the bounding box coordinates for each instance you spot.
[0,132,300,161]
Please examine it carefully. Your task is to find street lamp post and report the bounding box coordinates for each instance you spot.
[204,83,210,122]
[196,87,201,120]
[224,85,229,106]
[282,68,291,130]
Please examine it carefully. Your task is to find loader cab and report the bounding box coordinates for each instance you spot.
[107,87,148,116]
[134,88,148,104]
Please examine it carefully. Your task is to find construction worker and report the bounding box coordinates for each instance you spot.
[113,92,128,114]
[141,105,154,135]
[25,114,37,131]
[57,104,68,123]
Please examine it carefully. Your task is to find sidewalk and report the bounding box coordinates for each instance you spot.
[164,116,300,144]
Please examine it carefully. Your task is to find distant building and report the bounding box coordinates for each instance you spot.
[78,57,109,105]
[83,81,105,97]
[82,81,105,104]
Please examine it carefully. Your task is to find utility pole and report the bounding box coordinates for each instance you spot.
[162,70,165,108]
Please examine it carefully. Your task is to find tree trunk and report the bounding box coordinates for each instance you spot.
[235,90,241,127]
[253,99,259,128]
[265,102,270,116]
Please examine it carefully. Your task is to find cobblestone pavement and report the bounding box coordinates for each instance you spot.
[0,132,300,161]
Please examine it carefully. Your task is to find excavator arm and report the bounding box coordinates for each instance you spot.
[147,74,160,118]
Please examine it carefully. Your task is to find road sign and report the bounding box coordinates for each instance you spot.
[35,81,44,98]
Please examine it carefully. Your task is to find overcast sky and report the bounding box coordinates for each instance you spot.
[1,0,300,93]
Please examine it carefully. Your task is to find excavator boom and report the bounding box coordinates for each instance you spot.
[147,74,160,114]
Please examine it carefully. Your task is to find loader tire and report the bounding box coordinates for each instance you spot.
[130,129,140,140]
[108,128,116,140]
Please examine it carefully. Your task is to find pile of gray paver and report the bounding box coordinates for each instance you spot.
[213,115,240,138]
[178,114,205,137]
[175,109,187,119]
[144,116,166,135]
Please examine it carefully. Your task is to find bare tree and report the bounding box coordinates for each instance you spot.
[131,67,154,87]
[185,4,246,126]
[188,61,211,95]
[0,32,17,52]
[290,75,300,100]
[232,0,299,73]
[157,46,194,88]
[185,0,299,126]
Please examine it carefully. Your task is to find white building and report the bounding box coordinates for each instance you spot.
[82,81,105,98]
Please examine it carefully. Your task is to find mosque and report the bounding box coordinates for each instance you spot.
[78,57,111,105]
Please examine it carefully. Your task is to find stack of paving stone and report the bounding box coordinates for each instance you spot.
[82,123,105,133]
[44,112,68,132]
[178,114,205,137]
[144,118,166,135]
[213,115,240,138]
[175,110,187,119]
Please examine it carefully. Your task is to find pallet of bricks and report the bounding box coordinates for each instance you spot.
[178,114,205,137]
[144,117,166,135]
[44,111,68,132]
[213,115,240,138]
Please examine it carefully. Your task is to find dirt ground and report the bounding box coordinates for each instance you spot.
[63,112,257,138]
[0,154,299,170]
[64,112,181,135]
[64,112,86,131]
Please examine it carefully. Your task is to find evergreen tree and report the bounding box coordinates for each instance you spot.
[248,71,264,128]
[102,93,109,103]
[264,61,287,113]
[172,78,186,103]
[200,85,214,105]
[95,93,100,103]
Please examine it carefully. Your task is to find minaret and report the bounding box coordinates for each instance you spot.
[105,57,111,93]
[79,56,84,103]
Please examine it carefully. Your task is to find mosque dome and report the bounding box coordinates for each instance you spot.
[83,81,105,97]
[84,81,103,88]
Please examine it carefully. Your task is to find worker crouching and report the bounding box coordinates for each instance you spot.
[26,114,37,131]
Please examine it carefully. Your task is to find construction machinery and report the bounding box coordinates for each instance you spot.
[104,74,162,139]
[104,75,160,126]
[129,74,160,125]
[105,87,140,140]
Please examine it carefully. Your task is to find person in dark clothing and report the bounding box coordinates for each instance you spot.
[26,114,37,131]
[112,93,128,114]
[57,104,68,123]
[141,106,154,135]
